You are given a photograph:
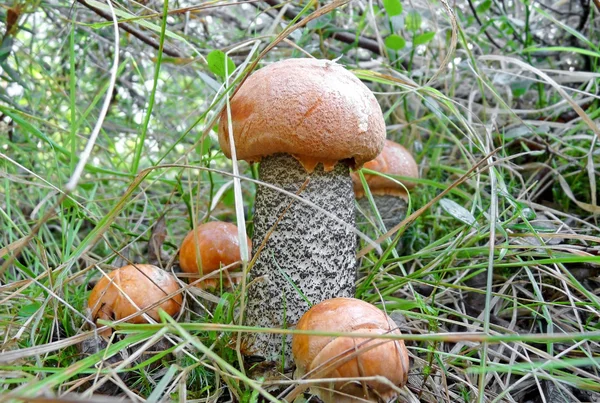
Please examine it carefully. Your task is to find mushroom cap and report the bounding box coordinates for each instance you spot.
[88,264,182,332]
[218,58,386,172]
[292,298,409,401]
[179,221,251,289]
[311,329,409,402]
[352,139,419,199]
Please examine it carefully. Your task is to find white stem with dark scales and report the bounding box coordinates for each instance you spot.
[245,153,356,369]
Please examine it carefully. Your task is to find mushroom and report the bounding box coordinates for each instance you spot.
[352,139,419,233]
[292,297,410,403]
[88,264,182,337]
[218,58,385,367]
[179,221,252,289]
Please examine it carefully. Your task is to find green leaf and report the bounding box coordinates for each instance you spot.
[384,34,406,50]
[476,0,492,13]
[206,50,236,80]
[423,96,444,119]
[391,299,421,310]
[196,133,213,156]
[307,14,332,29]
[522,46,600,58]
[440,198,477,227]
[1,60,27,88]
[0,36,14,63]
[222,188,235,207]
[18,302,41,318]
[511,86,528,98]
[383,0,403,16]
[510,80,531,98]
[406,11,422,32]
[522,207,536,220]
[413,31,435,46]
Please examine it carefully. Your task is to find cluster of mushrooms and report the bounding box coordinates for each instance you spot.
[87,58,418,402]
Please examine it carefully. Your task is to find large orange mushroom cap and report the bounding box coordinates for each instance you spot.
[292,298,410,402]
[352,139,419,200]
[88,264,182,336]
[218,58,386,172]
[179,221,251,289]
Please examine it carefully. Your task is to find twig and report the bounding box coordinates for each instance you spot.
[466,0,502,49]
[577,0,590,31]
[262,0,383,55]
[534,1,581,17]
[331,31,382,55]
[76,0,185,58]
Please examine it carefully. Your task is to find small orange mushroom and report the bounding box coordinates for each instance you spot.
[179,221,251,289]
[292,297,410,403]
[88,264,182,337]
[352,139,419,235]
[352,139,419,200]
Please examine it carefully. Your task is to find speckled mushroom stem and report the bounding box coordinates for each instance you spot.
[355,195,408,232]
[245,153,356,369]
